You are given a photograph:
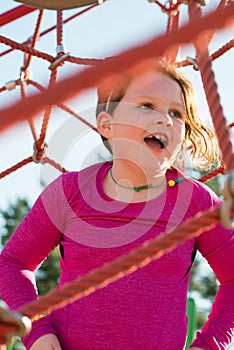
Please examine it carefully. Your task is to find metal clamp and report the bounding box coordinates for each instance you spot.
[5,81,17,91]
[0,301,31,345]
[220,171,234,228]
[48,52,70,70]
[186,56,199,71]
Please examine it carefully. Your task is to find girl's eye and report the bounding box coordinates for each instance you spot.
[138,103,154,111]
[169,109,183,119]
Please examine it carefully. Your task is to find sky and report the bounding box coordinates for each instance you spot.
[0,0,233,209]
[0,0,234,323]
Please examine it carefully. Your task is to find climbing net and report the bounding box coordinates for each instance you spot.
[0,0,234,345]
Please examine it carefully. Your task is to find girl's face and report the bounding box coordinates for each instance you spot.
[98,70,186,173]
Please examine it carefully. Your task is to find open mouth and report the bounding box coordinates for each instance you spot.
[144,134,167,150]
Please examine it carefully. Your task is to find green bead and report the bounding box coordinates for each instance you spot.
[134,187,141,192]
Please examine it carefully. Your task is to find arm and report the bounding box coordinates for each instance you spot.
[0,176,66,348]
[29,334,62,350]
[190,222,234,349]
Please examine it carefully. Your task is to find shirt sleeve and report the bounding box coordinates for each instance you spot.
[190,214,234,348]
[0,174,67,348]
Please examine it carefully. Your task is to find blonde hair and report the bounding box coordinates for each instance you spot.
[96,59,220,170]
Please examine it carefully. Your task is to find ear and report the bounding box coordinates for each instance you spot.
[97,111,113,140]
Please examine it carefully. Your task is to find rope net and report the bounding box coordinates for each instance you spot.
[0,0,234,344]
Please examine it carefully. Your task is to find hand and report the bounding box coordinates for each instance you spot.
[189,347,204,350]
[29,334,62,350]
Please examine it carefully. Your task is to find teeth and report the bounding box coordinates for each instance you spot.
[156,134,167,144]
[148,134,167,145]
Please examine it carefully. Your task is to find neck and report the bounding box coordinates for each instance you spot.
[111,160,166,188]
[104,170,167,203]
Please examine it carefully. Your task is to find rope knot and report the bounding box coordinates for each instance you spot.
[220,171,234,228]
[165,1,181,16]
[32,141,48,163]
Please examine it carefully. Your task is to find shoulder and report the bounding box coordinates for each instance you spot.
[173,167,221,213]
[60,161,110,188]
[47,161,110,200]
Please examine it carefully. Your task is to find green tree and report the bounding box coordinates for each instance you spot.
[1,198,31,246]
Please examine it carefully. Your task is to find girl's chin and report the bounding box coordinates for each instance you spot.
[140,158,172,172]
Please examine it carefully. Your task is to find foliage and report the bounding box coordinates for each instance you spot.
[189,253,218,328]
[200,172,222,198]
[189,256,218,300]
[36,247,60,295]
[1,199,31,246]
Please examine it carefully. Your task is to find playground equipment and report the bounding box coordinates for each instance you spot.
[0,0,234,346]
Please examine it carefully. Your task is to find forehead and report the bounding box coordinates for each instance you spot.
[122,70,184,104]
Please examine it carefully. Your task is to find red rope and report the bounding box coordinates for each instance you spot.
[177,38,234,68]
[1,204,220,343]
[0,3,233,133]
[20,10,45,142]
[152,0,182,14]
[0,1,233,343]
[28,79,98,132]
[43,156,68,173]
[23,10,44,70]
[189,0,234,172]
[20,77,38,142]
[211,38,234,62]
[0,6,101,59]
[36,68,58,152]
[0,86,7,94]
[15,204,220,320]
[0,35,54,63]
[198,166,225,183]
[56,11,63,50]
[166,10,180,62]
[197,0,229,49]
[199,54,234,171]
[67,56,104,65]
[0,157,33,180]
[0,36,102,68]
[0,5,37,27]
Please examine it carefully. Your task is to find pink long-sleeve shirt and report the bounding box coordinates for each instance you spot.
[0,162,234,349]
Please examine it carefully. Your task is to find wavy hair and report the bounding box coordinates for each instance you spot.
[96,59,220,170]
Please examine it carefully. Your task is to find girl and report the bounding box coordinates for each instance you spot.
[0,60,233,350]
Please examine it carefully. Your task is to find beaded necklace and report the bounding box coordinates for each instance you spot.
[109,167,183,193]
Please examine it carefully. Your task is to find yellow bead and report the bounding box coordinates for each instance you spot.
[168,180,176,187]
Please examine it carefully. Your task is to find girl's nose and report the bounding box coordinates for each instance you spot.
[153,112,173,126]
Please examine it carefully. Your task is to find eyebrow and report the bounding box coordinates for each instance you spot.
[134,95,185,111]
[170,102,186,111]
